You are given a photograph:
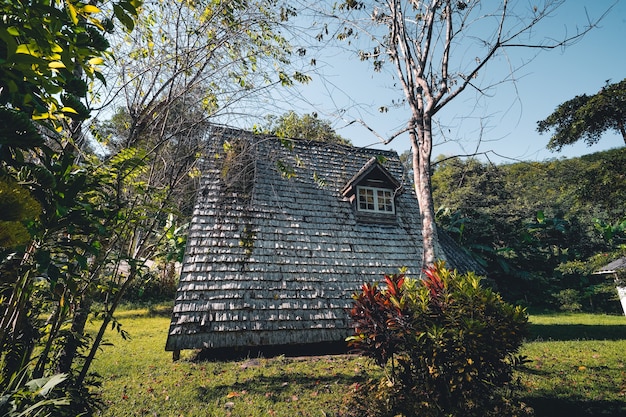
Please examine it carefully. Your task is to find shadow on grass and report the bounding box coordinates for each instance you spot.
[192,341,350,362]
[529,324,626,341]
[523,396,626,417]
[195,371,365,403]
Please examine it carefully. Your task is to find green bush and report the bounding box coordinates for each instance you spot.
[554,288,582,312]
[344,261,530,417]
[120,269,178,303]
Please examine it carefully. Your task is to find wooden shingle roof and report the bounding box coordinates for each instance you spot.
[165,127,475,353]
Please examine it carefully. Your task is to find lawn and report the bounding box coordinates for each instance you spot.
[520,313,626,416]
[90,307,626,416]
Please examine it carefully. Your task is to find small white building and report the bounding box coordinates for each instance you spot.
[595,256,626,316]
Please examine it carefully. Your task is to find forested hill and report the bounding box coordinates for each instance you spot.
[432,147,626,312]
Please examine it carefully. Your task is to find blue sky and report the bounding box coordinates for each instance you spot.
[286,1,626,164]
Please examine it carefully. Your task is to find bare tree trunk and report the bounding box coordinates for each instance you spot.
[33,304,63,378]
[75,266,139,386]
[410,117,438,268]
[327,0,607,271]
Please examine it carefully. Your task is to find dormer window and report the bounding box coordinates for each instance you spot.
[357,186,395,214]
[342,157,403,224]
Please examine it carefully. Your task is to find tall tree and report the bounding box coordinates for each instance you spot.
[537,78,626,151]
[87,0,309,288]
[95,0,308,149]
[324,0,610,267]
[2,0,307,406]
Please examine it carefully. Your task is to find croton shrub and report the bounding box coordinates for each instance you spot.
[343,261,530,417]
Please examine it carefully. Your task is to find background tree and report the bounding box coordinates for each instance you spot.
[82,0,311,368]
[94,0,309,150]
[258,111,351,145]
[85,0,309,293]
[2,0,309,410]
[538,78,626,151]
[325,0,609,267]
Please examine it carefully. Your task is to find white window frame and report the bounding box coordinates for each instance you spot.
[356,186,395,214]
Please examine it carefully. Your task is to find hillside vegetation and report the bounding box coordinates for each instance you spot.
[432,147,626,311]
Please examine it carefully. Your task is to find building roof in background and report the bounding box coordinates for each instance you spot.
[596,257,626,274]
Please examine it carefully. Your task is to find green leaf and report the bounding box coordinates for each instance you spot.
[26,373,68,396]
[118,0,140,17]
[6,26,20,36]
[113,4,135,31]
[536,210,545,223]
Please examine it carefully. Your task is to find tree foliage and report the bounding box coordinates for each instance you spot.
[258,111,351,145]
[1,0,142,414]
[96,0,309,149]
[1,0,312,413]
[538,78,626,151]
[432,148,626,311]
[0,0,140,121]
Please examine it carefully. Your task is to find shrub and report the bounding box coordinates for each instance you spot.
[121,269,178,303]
[554,288,582,312]
[0,370,70,417]
[344,261,530,417]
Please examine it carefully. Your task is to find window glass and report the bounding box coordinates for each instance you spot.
[377,189,393,212]
[358,187,374,210]
[357,186,395,214]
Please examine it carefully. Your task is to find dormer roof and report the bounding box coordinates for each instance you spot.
[341,156,402,198]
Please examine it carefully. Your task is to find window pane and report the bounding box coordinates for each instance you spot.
[358,188,375,210]
[377,189,394,212]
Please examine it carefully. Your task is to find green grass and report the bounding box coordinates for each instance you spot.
[90,306,375,416]
[90,308,626,416]
[520,313,626,416]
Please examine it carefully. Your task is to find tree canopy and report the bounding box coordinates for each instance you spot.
[1,0,308,413]
[0,0,139,122]
[259,111,351,145]
[538,78,626,151]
